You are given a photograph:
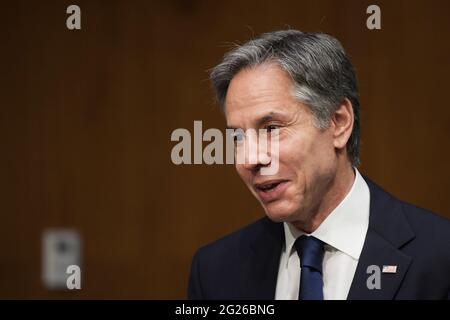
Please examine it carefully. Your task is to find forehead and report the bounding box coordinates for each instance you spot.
[224,63,300,125]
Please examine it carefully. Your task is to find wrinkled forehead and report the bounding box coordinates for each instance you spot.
[224,64,301,128]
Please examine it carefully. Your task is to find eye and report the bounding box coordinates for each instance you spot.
[233,131,245,142]
[266,124,279,132]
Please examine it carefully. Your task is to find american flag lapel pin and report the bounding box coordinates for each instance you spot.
[382,265,397,273]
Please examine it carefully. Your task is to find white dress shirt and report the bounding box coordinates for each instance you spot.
[275,168,370,300]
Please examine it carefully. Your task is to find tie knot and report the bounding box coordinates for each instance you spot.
[294,235,325,273]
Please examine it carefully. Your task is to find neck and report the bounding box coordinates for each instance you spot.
[292,163,356,234]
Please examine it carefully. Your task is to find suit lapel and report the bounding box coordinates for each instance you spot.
[239,218,284,299]
[348,177,415,299]
[347,228,412,299]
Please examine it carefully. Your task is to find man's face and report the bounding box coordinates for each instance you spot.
[225,63,339,225]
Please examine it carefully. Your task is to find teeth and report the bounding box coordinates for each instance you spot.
[260,183,277,191]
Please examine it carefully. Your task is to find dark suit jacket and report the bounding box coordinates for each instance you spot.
[188,177,450,299]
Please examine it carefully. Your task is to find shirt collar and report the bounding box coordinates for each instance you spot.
[283,168,370,263]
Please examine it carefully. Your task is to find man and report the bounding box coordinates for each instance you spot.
[188,30,450,300]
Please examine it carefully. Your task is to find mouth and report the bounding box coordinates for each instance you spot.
[254,180,289,203]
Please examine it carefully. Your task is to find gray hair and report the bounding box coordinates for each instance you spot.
[210,30,361,167]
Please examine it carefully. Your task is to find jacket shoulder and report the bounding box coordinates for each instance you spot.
[400,200,450,247]
[365,175,450,240]
[188,217,275,299]
[194,217,270,260]
[369,177,450,267]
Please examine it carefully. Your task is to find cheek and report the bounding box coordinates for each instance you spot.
[277,129,334,184]
[309,131,336,164]
[277,135,306,170]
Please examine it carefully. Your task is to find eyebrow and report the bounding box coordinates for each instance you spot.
[256,112,286,127]
[226,111,287,130]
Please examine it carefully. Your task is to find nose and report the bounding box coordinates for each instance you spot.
[236,131,272,173]
[240,148,271,173]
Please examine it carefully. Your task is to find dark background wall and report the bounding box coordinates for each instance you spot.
[0,0,448,299]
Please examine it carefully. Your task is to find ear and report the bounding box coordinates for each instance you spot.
[331,98,354,150]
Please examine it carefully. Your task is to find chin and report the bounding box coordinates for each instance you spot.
[262,202,298,223]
